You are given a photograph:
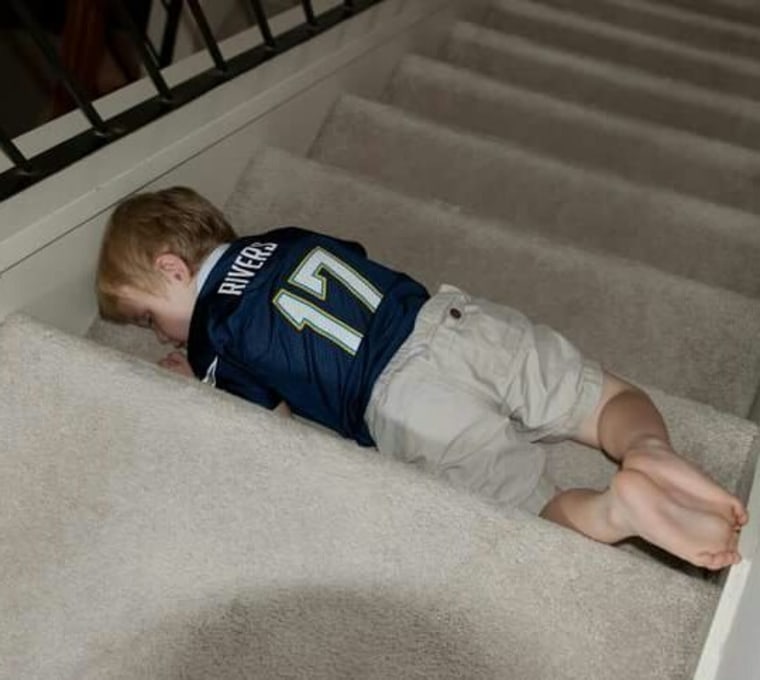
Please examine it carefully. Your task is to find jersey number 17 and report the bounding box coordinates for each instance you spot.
[273,247,383,355]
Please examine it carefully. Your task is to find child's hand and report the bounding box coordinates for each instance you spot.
[158,351,194,378]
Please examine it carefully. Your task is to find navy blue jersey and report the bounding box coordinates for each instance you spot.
[187,227,429,445]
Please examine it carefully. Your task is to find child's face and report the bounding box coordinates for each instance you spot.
[117,255,197,347]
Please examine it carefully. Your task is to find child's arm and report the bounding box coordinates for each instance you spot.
[158,351,292,417]
[158,351,194,378]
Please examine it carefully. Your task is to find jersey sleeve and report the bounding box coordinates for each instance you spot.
[214,355,281,411]
[340,237,367,258]
[506,321,604,442]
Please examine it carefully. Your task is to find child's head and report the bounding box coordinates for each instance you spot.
[97,186,237,345]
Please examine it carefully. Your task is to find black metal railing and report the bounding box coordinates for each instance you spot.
[0,0,385,202]
[159,0,184,67]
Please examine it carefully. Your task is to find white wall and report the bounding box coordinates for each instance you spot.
[694,457,760,680]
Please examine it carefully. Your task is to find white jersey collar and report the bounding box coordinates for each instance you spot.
[196,243,231,294]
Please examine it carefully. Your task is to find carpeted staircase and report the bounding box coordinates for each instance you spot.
[4,1,760,678]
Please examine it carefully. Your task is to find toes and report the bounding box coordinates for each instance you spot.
[695,553,718,570]
[733,504,749,527]
[723,551,742,567]
[696,550,742,570]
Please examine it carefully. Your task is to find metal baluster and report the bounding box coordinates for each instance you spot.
[7,0,110,136]
[301,0,318,27]
[159,0,184,67]
[186,0,229,72]
[248,0,277,49]
[0,0,389,202]
[108,0,174,101]
[0,127,33,173]
[143,29,162,68]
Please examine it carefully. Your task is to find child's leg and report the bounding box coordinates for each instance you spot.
[619,442,748,528]
[541,469,741,570]
[577,373,748,531]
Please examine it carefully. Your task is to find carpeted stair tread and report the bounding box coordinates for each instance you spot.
[443,21,760,149]
[522,0,760,61]
[84,316,758,511]
[87,318,171,364]
[2,312,742,680]
[225,145,760,418]
[311,93,760,298]
[654,0,760,28]
[388,53,760,215]
[481,0,760,101]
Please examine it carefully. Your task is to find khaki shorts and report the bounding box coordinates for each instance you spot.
[365,285,603,515]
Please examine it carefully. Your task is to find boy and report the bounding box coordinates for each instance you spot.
[97,187,748,570]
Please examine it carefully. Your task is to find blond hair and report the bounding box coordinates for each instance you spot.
[96,186,237,321]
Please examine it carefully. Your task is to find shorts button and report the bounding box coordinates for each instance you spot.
[449,308,462,319]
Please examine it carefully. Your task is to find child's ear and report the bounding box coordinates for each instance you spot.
[155,253,191,283]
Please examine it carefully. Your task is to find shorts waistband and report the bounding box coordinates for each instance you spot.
[411,284,467,337]
[371,284,467,394]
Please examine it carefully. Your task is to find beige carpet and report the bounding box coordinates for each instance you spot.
[4,311,756,680]
[5,0,760,678]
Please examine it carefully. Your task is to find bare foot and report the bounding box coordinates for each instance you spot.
[608,469,741,570]
[622,443,748,529]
